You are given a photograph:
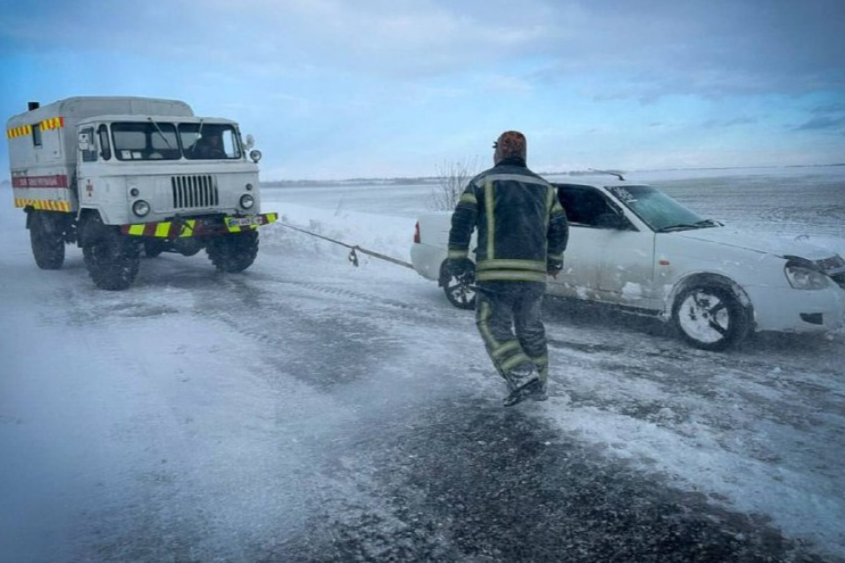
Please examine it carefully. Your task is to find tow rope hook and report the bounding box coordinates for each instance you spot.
[278,222,413,270]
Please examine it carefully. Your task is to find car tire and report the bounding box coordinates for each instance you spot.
[672,283,751,351]
[440,260,476,310]
[29,211,66,270]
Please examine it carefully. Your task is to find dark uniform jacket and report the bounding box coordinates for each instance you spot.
[448,158,569,283]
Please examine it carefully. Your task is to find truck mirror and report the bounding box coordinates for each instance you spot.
[244,134,255,150]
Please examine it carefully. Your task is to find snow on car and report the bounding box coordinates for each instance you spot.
[410,178,845,351]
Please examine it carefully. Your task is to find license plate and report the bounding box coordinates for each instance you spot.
[226,216,264,228]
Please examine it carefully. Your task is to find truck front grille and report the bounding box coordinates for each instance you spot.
[171,175,219,209]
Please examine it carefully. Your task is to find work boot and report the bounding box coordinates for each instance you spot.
[531,379,549,402]
[502,366,541,407]
[502,365,536,393]
[503,378,544,407]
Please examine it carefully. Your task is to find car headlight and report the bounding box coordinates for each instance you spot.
[239,194,255,210]
[132,200,151,217]
[249,149,262,163]
[785,265,829,290]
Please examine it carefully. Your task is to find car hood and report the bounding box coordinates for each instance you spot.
[674,227,837,261]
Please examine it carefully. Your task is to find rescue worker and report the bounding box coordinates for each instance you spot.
[446,130,568,406]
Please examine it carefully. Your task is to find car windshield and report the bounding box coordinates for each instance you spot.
[110,121,242,161]
[606,184,713,232]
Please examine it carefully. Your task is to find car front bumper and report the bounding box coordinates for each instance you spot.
[748,283,845,334]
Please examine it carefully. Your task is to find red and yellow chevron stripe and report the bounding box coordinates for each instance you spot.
[122,213,278,238]
[14,198,72,212]
[125,220,198,238]
[7,124,32,139]
[6,116,65,139]
[40,116,64,131]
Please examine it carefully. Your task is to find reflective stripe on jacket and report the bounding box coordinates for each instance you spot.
[448,159,568,283]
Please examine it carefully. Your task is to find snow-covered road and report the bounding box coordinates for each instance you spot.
[2,168,844,562]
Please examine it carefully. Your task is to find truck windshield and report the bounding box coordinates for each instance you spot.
[179,124,242,160]
[112,122,180,161]
[109,122,242,161]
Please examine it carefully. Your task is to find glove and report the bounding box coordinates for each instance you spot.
[547,257,563,279]
[446,257,475,278]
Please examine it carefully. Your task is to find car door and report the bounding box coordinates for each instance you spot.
[551,184,657,309]
[551,185,606,296]
[594,186,658,308]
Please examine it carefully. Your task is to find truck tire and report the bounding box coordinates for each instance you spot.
[206,230,259,273]
[671,283,751,351]
[82,215,141,290]
[29,211,66,270]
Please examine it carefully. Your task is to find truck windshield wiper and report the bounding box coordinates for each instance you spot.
[147,117,173,149]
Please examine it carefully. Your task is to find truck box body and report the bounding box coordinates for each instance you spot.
[6,97,194,213]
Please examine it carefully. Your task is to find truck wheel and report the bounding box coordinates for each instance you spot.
[671,283,751,351]
[206,230,259,273]
[29,211,66,270]
[82,216,141,290]
[440,260,476,310]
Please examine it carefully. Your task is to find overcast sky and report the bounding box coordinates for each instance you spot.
[2,0,844,180]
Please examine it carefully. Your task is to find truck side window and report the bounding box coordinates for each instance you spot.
[80,127,98,162]
[98,125,111,161]
[32,123,42,147]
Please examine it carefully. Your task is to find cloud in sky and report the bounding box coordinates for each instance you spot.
[794,116,845,132]
[2,0,844,179]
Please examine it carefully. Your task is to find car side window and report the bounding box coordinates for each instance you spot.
[557,186,618,228]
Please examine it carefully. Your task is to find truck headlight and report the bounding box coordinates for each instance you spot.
[249,149,262,163]
[132,200,151,217]
[239,194,255,210]
[785,265,829,290]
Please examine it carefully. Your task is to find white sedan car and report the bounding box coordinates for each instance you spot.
[410,180,845,351]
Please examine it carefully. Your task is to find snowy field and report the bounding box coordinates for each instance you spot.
[2,166,845,562]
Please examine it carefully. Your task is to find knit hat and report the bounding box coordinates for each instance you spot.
[493,130,527,164]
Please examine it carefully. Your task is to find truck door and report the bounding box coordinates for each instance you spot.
[76,123,119,217]
[75,126,100,207]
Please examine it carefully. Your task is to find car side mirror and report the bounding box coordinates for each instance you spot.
[244,134,255,150]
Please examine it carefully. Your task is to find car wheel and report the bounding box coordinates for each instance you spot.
[440,261,476,310]
[672,284,750,351]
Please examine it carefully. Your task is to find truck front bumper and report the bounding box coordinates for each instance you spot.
[121,212,278,238]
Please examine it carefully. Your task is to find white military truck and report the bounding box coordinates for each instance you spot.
[6,96,277,289]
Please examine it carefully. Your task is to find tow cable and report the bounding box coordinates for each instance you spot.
[278,222,414,270]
